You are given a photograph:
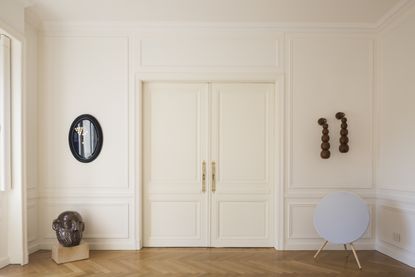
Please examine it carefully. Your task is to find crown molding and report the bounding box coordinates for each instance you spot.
[25,8,42,30]
[27,0,412,33]
[376,0,415,31]
[17,0,34,8]
[38,20,380,34]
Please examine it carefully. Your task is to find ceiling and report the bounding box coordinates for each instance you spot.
[26,0,402,25]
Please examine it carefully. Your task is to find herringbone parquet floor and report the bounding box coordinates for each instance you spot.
[0,248,414,276]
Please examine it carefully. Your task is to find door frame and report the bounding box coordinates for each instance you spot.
[0,22,28,266]
[135,72,285,250]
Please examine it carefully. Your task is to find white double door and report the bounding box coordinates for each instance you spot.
[143,82,275,247]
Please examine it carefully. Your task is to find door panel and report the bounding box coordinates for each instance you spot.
[217,88,268,183]
[143,82,274,247]
[210,83,274,247]
[149,199,201,239]
[218,199,269,239]
[143,82,208,246]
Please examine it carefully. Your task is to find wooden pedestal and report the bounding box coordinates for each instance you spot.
[52,242,89,264]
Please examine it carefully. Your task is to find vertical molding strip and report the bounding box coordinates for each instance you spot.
[0,34,11,191]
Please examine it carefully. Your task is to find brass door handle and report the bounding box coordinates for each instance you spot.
[212,161,216,192]
[202,161,206,192]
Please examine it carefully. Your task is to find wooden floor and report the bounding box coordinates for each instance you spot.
[1,248,415,276]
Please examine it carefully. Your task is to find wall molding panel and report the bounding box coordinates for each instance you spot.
[41,200,132,238]
[133,31,284,74]
[39,199,136,250]
[37,33,137,251]
[377,204,415,251]
[139,36,281,69]
[285,33,375,191]
[287,203,318,239]
[286,201,375,242]
[38,35,130,190]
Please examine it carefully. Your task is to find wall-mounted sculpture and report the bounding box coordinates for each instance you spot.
[335,112,349,153]
[318,118,330,159]
[52,211,85,247]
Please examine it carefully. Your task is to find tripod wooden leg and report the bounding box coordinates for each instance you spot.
[344,243,352,257]
[350,243,362,270]
[314,240,328,259]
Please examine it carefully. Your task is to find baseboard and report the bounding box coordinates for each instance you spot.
[28,241,41,255]
[0,256,9,269]
[376,240,415,268]
[38,240,137,251]
[284,241,375,250]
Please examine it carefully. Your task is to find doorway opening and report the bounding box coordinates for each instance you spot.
[142,82,276,247]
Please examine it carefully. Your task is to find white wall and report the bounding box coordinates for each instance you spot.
[376,2,415,267]
[285,33,375,249]
[38,34,134,249]
[36,24,377,250]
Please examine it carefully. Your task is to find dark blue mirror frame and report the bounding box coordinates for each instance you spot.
[68,114,103,163]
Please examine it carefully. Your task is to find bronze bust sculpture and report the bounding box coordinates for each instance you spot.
[52,211,85,247]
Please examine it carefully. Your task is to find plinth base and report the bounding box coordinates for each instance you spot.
[52,242,89,264]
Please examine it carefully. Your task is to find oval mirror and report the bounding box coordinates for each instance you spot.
[68,114,103,163]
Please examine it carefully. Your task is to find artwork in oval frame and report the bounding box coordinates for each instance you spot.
[68,114,103,163]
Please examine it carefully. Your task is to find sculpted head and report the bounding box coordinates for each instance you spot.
[52,211,85,247]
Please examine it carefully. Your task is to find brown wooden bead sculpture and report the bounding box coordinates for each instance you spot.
[335,112,349,153]
[317,118,330,159]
